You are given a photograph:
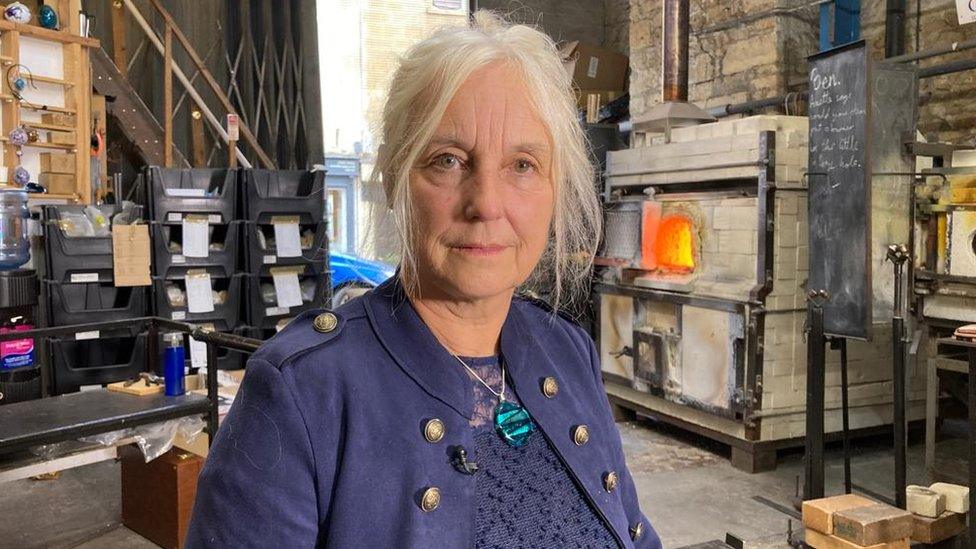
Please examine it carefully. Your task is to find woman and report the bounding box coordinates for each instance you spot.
[187,11,661,549]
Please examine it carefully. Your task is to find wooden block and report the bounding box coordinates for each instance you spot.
[805,529,908,549]
[107,381,163,396]
[906,485,945,518]
[39,153,76,174]
[929,483,970,514]
[911,511,966,544]
[49,130,77,145]
[803,494,877,535]
[39,173,76,195]
[833,504,913,546]
[41,112,75,126]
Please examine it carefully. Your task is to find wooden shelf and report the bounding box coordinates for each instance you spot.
[0,21,99,48]
[0,137,76,151]
[31,75,73,87]
[29,192,77,201]
[0,55,14,65]
[26,122,74,132]
[19,103,76,115]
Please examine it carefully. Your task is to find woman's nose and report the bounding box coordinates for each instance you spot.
[463,168,504,221]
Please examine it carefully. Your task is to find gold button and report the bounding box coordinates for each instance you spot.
[419,487,441,512]
[313,312,338,333]
[630,521,644,540]
[541,377,559,398]
[603,470,619,492]
[423,419,445,443]
[573,425,590,446]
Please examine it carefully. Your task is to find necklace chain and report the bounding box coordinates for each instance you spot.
[451,354,506,403]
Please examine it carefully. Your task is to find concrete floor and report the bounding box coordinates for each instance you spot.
[0,418,968,548]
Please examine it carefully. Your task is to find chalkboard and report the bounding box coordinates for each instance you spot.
[808,42,870,339]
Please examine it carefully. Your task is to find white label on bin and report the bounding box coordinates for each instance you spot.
[186,273,215,313]
[209,214,222,224]
[165,188,206,197]
[168,213,183,222]
[273,220,301,258]
[173,255,186,264]
[71,273,99,283]
[263,255,277,264]
[190,338,208,369]
[273,271,303,309]
[172,311,186,320]
[266,306,288,316]
[587,56,599,78]
[75,331,99,340]
[182,216,210,258]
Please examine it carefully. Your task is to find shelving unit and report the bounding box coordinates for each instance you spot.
[0,0,98,204]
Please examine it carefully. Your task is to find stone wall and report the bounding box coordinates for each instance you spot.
[625,0,976,143]
[478,0,606,44]
[604,0,631,56]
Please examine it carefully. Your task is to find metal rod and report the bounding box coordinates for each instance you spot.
[147,318,159,375]
[884,0,907,58]
[0,317,153,342]
[804,294,827,501]
[840,338,852,494]
[919,57,976,79]
[887,35,976,64]
[206,342,219,447]
[888,244,909,509]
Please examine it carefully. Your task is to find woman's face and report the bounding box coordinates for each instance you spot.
[409,62,554,303]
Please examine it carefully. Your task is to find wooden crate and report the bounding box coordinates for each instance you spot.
[40,152,75,174]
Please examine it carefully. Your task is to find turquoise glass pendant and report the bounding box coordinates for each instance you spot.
[493,400,535,447]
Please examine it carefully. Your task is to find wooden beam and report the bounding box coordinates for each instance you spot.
[163,24,173,168]
[190,110,206,167]
[148,0,275,169]
[110,0,128,76]
[0,20,99,47]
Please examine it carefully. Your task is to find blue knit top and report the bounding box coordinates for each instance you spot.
[461,355,617,549]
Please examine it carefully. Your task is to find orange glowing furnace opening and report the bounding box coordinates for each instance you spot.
[654,215,696,272]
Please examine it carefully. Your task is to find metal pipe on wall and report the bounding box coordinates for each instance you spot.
[885,0,907,58]
[662,0,690,102]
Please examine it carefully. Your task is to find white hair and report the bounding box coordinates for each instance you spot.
[372,10,601,313]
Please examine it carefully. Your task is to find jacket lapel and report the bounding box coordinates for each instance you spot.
[363,277,474,419]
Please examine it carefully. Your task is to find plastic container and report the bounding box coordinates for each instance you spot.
[48,333,147,395]
[151,221,242,279]
[147,167,239,224]
[42,204,120,283]
[242,169,325,224]
[0,189,31,269]
[245,271,331,330]
[243,220,328,276]
[151,274,243,327]
[44,281,148,326]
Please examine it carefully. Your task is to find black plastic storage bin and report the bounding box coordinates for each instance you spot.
[243,221,328,276]
[49,333,147,394]
[245,271,330,330]
[147,167,239,224]
[242,169,325,224]
[42,204,120,283]
[44,280,148,326]
[151,221,242,279]
[151,274,243,328]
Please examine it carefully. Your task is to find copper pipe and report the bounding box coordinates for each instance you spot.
[662,0,690,102]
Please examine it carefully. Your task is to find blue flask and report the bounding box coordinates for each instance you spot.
[163,333,185,396]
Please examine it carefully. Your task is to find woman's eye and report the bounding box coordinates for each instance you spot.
[514,158,536,174]
[432,154,462,170]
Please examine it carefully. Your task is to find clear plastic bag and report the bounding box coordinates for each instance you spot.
[58,211,94,237]
[84,205,110,236]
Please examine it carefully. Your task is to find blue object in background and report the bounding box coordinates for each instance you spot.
[328,251,395,308]
[820,0,861,52]
[164,334,186,396]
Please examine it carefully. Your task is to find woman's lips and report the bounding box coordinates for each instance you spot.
[452,244,507,256]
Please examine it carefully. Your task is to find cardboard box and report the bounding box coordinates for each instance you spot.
[121,446,203,549]
[832,504,913,546]
[40,153,76,174]
[38,173,75,195]
[41,112,75,127]
[561,41,628,93]
[49,130,77,145]
[803,494,877,535]
[112,224,152,286]
[912,511,965,544]
[576,89,623,110]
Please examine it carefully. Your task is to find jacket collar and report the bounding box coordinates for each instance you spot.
[363,276,560,421]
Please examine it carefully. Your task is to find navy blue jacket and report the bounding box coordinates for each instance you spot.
[186,277,662,548]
